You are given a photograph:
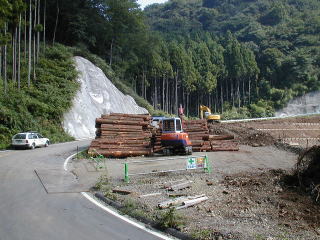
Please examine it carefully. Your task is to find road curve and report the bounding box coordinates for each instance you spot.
[0,140,166,240]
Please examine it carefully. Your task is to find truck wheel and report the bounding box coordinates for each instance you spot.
[30,143,36,150]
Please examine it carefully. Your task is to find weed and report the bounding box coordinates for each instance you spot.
[121,199,150,220]
[191,229,214,240]
[75,149,91,159]
[157,208,185,230]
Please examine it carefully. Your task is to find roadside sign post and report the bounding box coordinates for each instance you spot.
[124,163,129,183]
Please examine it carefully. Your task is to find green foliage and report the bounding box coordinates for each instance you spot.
[222,106,250,120]
[0,44,79,149]
[38,0,320,119]
[157,208,184,229]
[249,100,275,118]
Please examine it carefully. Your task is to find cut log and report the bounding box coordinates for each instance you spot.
[203,135,235,141]
[158,197,189,209]
[99,145,150,150]
[139,192,162,198]
[108,113,151,120]
[210,147,239,151]
[176,196,209,210]
[158,194,206,209]
[96,119,149,126]
[101,125,142,130]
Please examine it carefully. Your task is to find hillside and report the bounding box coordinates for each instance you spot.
[0,45,79,148]
[143,0,320,116]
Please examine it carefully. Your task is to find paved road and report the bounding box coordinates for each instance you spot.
[0,140,165,240]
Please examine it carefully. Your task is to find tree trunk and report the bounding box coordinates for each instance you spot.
[141,69,144,98]
[162,74,165,111]
[242,77,245,106]
[248,78,251,104]
[0,45,2,77]
[28,0,32,87]
[175,69,178,115]
[154,75,158,109]
[33,0,37,79]
[109,38,114,66]
[4,23,7,94]
[37,0,40,62]
[231,80,234,107]
[12,28,15,83]
[237,78,240,108]
[220,84,224,113]
[24,10,27,60]
[166,77,169,112]
[53,0,59,45]
[18,14,21,90]
[186,92,189,117]
[43,0,46,52]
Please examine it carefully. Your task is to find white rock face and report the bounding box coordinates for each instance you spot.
[63,56,148,140]
[275,91,320,117]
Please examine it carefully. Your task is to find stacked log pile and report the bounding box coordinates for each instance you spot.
[183,120,210,152]
[152,128,163,153]
[89,113,153,158]
[183,120,239,152]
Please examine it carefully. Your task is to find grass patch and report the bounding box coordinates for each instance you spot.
[156,208,185,230]
[192,229,215,240]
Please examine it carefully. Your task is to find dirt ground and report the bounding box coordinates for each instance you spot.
[217,115,320,148]
[75,115,320,240]
[89,145,319,240]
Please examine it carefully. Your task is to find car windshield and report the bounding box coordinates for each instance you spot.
[14,134,27,139]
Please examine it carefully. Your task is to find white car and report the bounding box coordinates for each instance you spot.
[12,132,50,149]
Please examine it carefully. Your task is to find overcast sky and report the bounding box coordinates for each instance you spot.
[137,0,168,9]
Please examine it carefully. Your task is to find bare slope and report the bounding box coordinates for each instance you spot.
[276,91,320,117]
[63,57,148,139]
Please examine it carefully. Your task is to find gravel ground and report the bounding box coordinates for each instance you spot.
[92,145,320,240]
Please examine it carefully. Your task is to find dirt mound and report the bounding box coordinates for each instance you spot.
[296,146,320,202]
[209,123,276,147]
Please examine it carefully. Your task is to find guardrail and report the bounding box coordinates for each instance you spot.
[221,112,320,123]
[124,155,211,183]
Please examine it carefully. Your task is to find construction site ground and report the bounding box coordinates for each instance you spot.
[71,115,320,240]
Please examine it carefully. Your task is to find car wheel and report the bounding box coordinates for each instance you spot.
[45,141,49,147]
[30,143,36,150]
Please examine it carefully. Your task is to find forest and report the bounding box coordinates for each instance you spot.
[0,0,320,126]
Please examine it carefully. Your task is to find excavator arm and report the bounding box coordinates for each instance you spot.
[199,105,221,122]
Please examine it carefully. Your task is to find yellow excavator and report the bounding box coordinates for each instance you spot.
[200,105,221,123]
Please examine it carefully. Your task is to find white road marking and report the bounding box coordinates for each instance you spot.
[63,152,78,171]
[81,192,173,240]
[63,152,173,240]
[257,129,320,131]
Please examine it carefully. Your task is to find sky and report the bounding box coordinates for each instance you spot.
[137,0,168,9]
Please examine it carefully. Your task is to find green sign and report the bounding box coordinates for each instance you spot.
[187,156,206,170]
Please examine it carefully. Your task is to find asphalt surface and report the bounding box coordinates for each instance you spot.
[0,140,165,240]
